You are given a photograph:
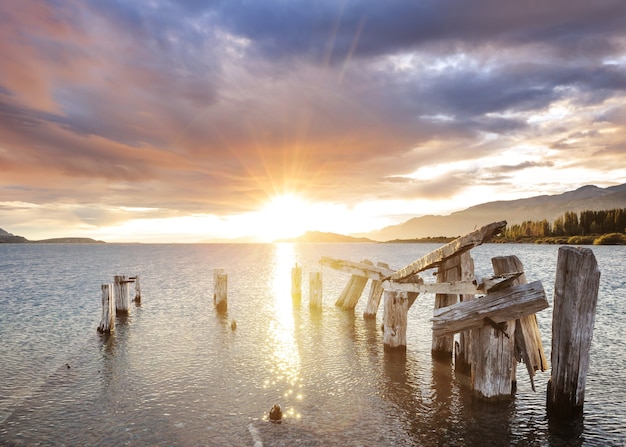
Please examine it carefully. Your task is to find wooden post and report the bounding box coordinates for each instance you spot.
[214,269,228,313]
[547,246,601,418]
[432,256,461,360]
[492,256,547,391]
[309,271,323,310]
[133,275,141,303]
[114,275,130,315]
[383,290,409,351]
[335,259,372,309]
[455,252,475,375]
[97,284,115,334]
[363,262,389,319]
[291,264,302,302]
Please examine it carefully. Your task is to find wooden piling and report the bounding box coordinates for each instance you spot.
[492,256,547,391]
[133,275,141,303]
[97,283,115,334]
[363,262,389,319]
[214,269,228,313]
[383,290,409,351]
[547,246,601,418]
[309,271,323,310]
[291,264,302,302]
[335,259,372,309]
[432,256,461,360]
[114,275,130,315]
[455,252,475,375]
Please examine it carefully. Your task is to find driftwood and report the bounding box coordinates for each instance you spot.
[431,281,548,337]
[390,221,506,281]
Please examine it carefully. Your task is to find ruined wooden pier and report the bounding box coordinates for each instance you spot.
[320,221,554,401]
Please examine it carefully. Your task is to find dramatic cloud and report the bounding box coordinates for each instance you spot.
[1,0,625,240]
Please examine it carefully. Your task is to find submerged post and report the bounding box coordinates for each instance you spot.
[383,290,409,351]
[309,271,323,310]
[114,275,130,315]
[291,263,302,302]
[547,246,601,418]
[98,284,115,334]
[134,275,141,303]
[214,269,228,313]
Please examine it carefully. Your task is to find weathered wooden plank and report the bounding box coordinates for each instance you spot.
[390,221,507,281]
[320,256,394,280]
[547,246,601,418]
[431,281,548,337]
[382,273,519,295]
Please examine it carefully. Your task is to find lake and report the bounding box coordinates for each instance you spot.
[0,243,625,446]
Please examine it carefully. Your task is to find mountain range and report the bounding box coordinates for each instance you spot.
[358,183,626,241]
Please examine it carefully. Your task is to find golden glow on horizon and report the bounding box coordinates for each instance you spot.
[255,193,317,242]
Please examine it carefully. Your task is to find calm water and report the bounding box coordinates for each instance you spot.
[0,243,624,446]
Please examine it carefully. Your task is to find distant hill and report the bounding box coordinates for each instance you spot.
[0,228,105,244]
[360,184,626,241]
[276,231,375,243]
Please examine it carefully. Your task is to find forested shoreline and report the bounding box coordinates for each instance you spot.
[497,208,626,245]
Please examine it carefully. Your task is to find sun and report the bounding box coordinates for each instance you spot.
[255,193,314,242]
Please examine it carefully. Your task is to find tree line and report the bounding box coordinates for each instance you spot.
[502,208,626,239]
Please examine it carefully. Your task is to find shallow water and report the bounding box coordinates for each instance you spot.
[0,243,624,446]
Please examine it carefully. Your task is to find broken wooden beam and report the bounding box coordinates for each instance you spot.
[431,280,548,337]
[381,273,520,296]
[390,221,507,281]
[319,256,394,280]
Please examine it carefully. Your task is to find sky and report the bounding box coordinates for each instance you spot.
[1,0,626,242]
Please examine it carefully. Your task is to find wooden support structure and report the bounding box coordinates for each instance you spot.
[390,221,507,281]
[319,257,394,280]
[455,252,475,375]
[547,246,601,418]
[97,283,115,334]
[132,275,141,303]
[309,271,323,310]
[363,262,389,319]
[431,281,548,336]
[492,256,547,391]
[291,264,302,302]
[214,269,228,313]
[432,256,461,360]
[114,275,131,315]
[383,290,409,351]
